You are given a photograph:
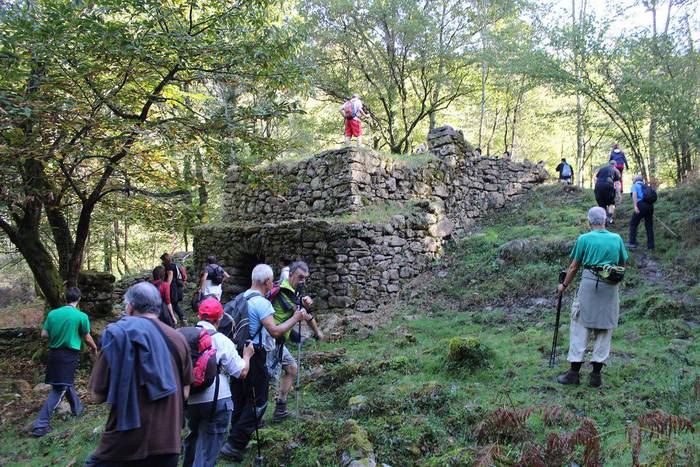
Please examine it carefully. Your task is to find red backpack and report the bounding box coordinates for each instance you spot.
[178,326,218,394]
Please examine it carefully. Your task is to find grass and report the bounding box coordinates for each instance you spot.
[0,183,698,466]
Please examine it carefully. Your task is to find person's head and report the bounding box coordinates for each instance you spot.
[474,147,482,155]
[633,175,643,183]
[124,282,162,317]
[65,287,81,305]
[152,265,165,281]
[288,261,310,289]
[587,207,607,228]
[160,252,172,265]
[206,255,217,265]
[251,264,274,294]
[198,297,224,327]
[351,93,359,100]
[612,143,619,149]
[561,158,567,162]
[278,254,292,268]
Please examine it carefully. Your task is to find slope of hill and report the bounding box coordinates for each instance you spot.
[0,182,698,466]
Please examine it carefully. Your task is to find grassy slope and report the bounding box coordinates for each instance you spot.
[1,183,698,466]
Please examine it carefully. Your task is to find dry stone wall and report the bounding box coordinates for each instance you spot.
[196,126,548,312]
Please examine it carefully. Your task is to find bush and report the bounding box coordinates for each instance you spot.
[446,336,493,372]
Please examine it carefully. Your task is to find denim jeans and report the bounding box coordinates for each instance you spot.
[33,384,83,430]
[183,397,233,467]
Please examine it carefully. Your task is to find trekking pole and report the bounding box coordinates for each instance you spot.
[654,215,680,239]
[250,379,264,467]
[549,270,567,367]
[295,283,305,428]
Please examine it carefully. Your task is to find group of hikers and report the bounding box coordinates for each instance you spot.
[555,143,656,250]
[32,254,323,467]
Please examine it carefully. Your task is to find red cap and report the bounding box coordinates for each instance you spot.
[198,297,223,321]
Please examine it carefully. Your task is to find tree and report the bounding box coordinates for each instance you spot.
[0,0,304,308]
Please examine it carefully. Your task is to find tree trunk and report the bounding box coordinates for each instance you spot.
[16,227,64,309]
[195,150,208,222]
[648,116,657,180]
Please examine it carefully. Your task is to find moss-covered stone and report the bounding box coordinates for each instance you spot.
[446,336,493,372]
[339,419,374,461]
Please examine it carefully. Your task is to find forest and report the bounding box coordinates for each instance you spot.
[1,0,698,296]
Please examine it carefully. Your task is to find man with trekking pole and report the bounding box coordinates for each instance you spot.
[555,207,628,388]
[267,260,323,423]
[220,264,311,462]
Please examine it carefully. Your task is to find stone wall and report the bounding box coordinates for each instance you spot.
[197,125,548,313]
[222,126,547,234]
[78,271,115,317]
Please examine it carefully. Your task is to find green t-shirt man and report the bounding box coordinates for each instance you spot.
[43,305,91,351]
[570,229,629,267]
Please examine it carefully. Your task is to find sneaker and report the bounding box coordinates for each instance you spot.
[272,400,291,423]
[625,243,638,250]
[30,426,52,438]
[220,442,245,462]
[556,370,580,385]
[589,372,602,388]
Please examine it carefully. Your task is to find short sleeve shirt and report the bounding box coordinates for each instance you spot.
[570,230,629,267]
[43,306,90,350]
[244,289,275,351]
[631,182,644,202]
[89,319,193,461]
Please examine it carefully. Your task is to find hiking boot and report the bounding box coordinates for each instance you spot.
[30,426,52,438]
[220,442,245,462]
[556,370,580,385]
[589,372,602,388]
[272,400,291,423]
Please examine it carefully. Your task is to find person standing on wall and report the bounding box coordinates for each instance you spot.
[340,93,368,146]
[31,287,97,437]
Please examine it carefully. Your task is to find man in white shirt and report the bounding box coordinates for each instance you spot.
[183,298,254,467]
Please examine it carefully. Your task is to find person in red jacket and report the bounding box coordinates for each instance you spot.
[152,266,177,326]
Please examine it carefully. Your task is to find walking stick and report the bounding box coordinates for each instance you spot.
[295,283,305,426]
[549,270,567,367]
[249,375,265,467]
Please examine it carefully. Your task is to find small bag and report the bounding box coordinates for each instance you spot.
[595,264,625,284]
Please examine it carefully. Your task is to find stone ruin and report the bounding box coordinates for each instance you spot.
[193,126,548,314]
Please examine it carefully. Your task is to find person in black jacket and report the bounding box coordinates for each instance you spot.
[555,158,574,184]
[594,161,621,224]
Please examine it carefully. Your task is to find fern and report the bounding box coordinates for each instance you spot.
[474,443,502,467]
[475,407,535,444]
[627,410,695,467]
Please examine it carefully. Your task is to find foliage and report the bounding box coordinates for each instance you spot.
[446,336,494,372]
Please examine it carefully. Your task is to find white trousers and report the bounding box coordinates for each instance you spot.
[567,295,614,363]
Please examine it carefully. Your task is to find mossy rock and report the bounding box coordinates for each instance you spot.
[339,419,374,460]
[446,336,493,372]
[410,381,447,410]
[256,427,294,463]
[423,447,474,466]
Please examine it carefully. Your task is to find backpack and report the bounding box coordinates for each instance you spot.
[175,263,187,286]
[561,163,572,177]
[641,184,657,204]
[178,326,218,394]
[342,101,356,119]
[222,291,264,350]
[208,264,224,286]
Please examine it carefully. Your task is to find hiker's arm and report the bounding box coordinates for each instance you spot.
[83,333,98,353]
[632,190,639,213]
[261,310,306,338]
[308,317,323,341]
[223,270,230,281]
[166,269,173,285]
[557,260,580,293]
[199,271,207,291]
[41,329,48,338]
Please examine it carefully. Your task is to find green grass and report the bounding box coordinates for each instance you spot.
[1,183,698,466]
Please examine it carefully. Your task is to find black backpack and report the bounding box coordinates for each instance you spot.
[178,326,218,394]
[208,264,224,286]
[222,291,264,352]
[641,184,657,204]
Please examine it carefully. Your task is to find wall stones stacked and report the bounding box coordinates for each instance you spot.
[78,271,115,317]
[196,125,548,313]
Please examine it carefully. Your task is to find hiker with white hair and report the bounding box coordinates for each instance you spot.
[220,264,311,462]
[555,206,629,388]
[340,93,368,146]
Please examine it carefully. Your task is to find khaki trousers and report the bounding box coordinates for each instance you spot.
[567,295,614,363]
